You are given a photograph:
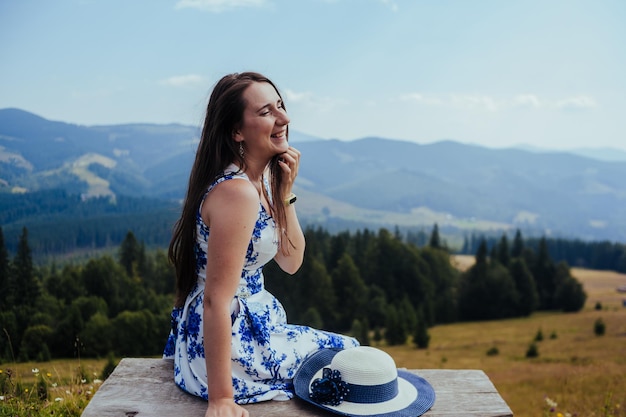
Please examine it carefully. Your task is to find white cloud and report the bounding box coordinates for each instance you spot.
[284,89,344,112]
[513,94,542,108]
[451,94,500,111]
[159,74,206,87]
[399,92,598,113]
[379,0,399,12]
[556,95,598,110]
[401,93,502,111]
[400,93,443,106]
[174,0,267,12]
[283,89,314,103]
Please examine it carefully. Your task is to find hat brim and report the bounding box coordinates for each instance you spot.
[293,348,436,417]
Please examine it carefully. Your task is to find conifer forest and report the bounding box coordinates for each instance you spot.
[0,222,597,362]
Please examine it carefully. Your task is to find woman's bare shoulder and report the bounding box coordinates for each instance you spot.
[201,177,258,226]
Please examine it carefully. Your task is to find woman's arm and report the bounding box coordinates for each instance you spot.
[273,146,305,274]
[201,179,257,417]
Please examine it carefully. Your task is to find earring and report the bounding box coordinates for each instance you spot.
[239,142,244,157]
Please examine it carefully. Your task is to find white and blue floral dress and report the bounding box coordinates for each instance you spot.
[163,164,359,404]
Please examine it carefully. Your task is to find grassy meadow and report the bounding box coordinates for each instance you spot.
[0,358,108,416]
[381,256,626,417]
[1,256,625,416]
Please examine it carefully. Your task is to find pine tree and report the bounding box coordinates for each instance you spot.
[413,308,430,349]
[11,227,39,306]
[118,231,143,277]
[0,227,9,310]
[384,305,406,345]
[511,229,525,258]
[458,240,519,321]
[301,257,337,328]
[331,253,367,330]
[509,258,538,316]
[497,234,511,266]
[554,263,587,312]
[533,237,557,310]
[429,223,441,249]
[475,238,489,266]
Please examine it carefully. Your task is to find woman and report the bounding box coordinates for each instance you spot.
[163,72,358,417]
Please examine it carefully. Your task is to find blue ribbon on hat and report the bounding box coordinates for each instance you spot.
[311,367,399,406]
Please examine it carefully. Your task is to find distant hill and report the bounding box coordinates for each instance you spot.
[2,108,626,244]
[568,147,626,162]
[514,143,626,162]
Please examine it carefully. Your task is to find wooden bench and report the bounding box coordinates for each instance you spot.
[81,358,513,417]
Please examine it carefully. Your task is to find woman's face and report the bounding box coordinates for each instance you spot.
[235,81,290,160]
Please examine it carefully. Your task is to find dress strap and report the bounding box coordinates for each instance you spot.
[204,164,247,195]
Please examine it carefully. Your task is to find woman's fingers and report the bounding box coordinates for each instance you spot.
[279,147,300,182]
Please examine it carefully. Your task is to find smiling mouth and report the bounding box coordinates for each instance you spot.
[271,131,286,139]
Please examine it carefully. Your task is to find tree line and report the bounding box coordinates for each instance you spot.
[461,231,626,273]
[0,227,174,362]
[0,189,178,255]
[2,190,625,275]
[0,223,587,363]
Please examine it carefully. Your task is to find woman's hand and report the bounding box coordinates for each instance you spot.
[278,146,301,199]
[205,397,249,417]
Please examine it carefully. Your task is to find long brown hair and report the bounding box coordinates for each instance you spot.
[169,72,290,306]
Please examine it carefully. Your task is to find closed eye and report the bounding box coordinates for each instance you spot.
[259,101,285,116]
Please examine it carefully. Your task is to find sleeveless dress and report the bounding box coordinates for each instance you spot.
[163,164,359,404]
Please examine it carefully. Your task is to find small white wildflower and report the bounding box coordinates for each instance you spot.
[0,395,5,401]
[87,390,92,395]
[81,378,87,383]
[55,397,63,402]
[52,382,58,387]
[545,397,558,408]
[93,378,103,384]
[31,368,39,374]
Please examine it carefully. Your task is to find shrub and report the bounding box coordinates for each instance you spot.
[534,328,544,342]
[526,342,539,358]
[595,301,602,310]
[19,325,53,361]
[486,346,499,356]
[594,318,606,336]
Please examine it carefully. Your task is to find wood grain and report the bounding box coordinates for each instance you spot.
[81,358,513,417]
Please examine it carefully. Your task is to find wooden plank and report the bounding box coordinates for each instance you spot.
[81,358,513,417]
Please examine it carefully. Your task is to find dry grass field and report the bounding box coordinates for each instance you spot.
[380,256,626,417]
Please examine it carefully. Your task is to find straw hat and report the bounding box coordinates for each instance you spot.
[294,346,435,417]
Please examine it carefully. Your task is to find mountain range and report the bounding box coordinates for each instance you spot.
[2,108,626,244]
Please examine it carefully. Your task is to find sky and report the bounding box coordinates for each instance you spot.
[1,0,625,151]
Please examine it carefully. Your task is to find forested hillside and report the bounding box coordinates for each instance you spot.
[3,108,626,242]
[1,189,178,255]
[0,225,586,362]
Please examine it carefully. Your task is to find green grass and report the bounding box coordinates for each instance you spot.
[0,358,109,416]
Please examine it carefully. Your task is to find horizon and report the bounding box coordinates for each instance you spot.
[4,105,626,157]
[1,0,625,152]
